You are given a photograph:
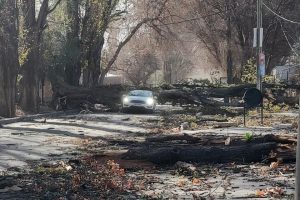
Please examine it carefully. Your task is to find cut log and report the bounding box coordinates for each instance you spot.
[122,142,277,164]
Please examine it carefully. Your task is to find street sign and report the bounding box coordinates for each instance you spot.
[242,88,263,126]
[259,53,265,65]
[243,88,263,108]
[259,53,266,77]
[253,28,257,47]
[253,28,263,48]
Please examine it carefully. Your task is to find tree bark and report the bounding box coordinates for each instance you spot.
[65,0,81,86]
[20,0,42,112]
[51,78,124,109]
[20,0,61,112]
[122,143,277,164]
[226,2,234,85]
[0,0,19,117]
[20,51,39,113]
[51,80,300,110]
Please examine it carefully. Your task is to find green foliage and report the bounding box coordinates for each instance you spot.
[177,78,223,87]
[241,58,256,84]
[35,166,68,175]
[264,102,290,113]
[244,132,254,142]
[263,75,276,84]
[182,115,197,124]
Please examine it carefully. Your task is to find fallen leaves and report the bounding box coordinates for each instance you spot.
[107,160,125,176]
[270,161,279,169]
[192,178,202,185]
[177,180,187,187]
[72,174,81,188]
[256,187,284,198]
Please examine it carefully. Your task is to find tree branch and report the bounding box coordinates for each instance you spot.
[37,0,49,31]
[103,18,152,74]
[48,0,62,14]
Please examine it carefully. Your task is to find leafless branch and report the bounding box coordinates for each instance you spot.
[48,0,62,14]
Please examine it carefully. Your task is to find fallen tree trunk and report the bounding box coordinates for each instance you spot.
[122,142,277,164]
[145,134,297,146]
[146,133,201,144]
[51,78,300,109]
[51,78,124,109]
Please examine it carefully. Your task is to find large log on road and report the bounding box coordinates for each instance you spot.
[51,78,300,109]
[51,78,124,109]
[122,143,277,164]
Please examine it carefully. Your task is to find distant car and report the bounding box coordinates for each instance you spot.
[122,90,156,113]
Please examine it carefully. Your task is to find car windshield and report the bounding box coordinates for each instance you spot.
[128,90,152,97]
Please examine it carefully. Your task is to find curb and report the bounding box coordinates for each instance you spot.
[0,110,78,125]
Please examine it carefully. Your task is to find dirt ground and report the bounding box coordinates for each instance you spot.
[0,108,297,199]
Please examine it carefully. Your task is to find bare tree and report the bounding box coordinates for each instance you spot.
[163,51,194,84]
[0,0,19,117]
[188,0,300,79]
[121,49,160,87]
[97,0,169,86]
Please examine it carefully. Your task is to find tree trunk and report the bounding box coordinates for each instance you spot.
[20,0,52,112]
[98,72,106,86]
[82,37,104,87]
[122,143,277,164]
[65,0,81,86]
[0,0,19,117]
[51,78,124,109]
[82,67,101,88]
[20,49,39,113]
[226,7,233,85]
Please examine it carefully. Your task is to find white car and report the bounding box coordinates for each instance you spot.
[122,90,156,112]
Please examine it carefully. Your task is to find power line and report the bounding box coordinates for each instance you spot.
[262,1,300,25]
[279,20,300,56]
[157,1,250,26]
[156,12,221,26]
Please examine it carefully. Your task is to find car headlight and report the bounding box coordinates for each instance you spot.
[123,97,129,104]
[146,98,154,105]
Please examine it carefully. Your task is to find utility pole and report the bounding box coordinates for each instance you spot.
[256,0,264,125]
[296,98,300,200]
[256,0,262,90]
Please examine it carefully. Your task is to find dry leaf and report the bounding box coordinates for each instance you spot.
[256,187,284,198]
[270,162,279,169]
[126,179,134,189]
[267,187,284,197]
[256,189,267,197]
[192,178,202,185]
[224,137,231,146]
[65,165,73,171]
[177,180,186,187]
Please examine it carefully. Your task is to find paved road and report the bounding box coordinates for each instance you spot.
[0,111,296,199]
[0,113,159,171]
[1,110,297,172]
